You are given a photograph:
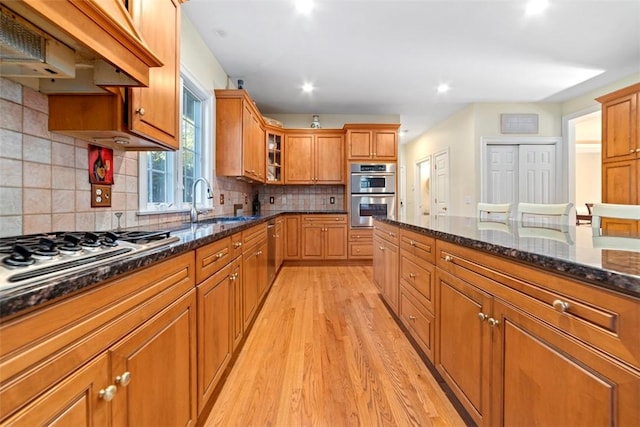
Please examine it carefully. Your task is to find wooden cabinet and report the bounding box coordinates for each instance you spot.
[275,218,284,270]
[266,126,284,184]
[344,124,399,161]
[216,90,266,182]
[598,83,640,231]
[348,228,373,259]
[398,229,436,361]
[242,223,268,329]
[284,215,301,260]
[373,220,399,312]
[300,215,348,260]
[284,130,344,184]
[48,0,182,150]
[0,252,196,425]
[434,239,640,427]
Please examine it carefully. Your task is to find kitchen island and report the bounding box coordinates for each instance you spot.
[373,214,640,427]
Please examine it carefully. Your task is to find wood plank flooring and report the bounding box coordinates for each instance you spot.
[204,265,466,427]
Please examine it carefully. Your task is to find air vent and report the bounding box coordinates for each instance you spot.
[0,5,74,78]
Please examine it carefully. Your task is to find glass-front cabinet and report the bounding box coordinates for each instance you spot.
[266,126,283,184]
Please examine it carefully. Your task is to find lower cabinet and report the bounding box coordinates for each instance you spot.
[373,220,399,312]
[284,215,301,260]
[348,228,373,259]
[435,239,640,427]
[300,215,347,260]
[242,223,268,330]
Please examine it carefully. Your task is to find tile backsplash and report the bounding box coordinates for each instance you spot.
[0,77,347,237]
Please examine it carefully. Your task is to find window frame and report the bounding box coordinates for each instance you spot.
[138,69,213,214]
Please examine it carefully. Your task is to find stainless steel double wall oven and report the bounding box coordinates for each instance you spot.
[350,163,396,227]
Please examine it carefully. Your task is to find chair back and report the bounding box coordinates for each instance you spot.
[517,202,573,231]
[591,203,640,234]
[477,203,512,221]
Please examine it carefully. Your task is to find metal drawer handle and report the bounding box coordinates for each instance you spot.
[409,273,416,279]
[233,242,242,248]
[552,299,570,313]
[135,107,145,116]
[444,255,454,263]
[98,385,117,401]
[409,315,416,321]
[488,318,500,327]
[478,312,489,321]
[379,246,385,251]
[215,252,224,260]
[409,240,416,246]
[115,371,131,387]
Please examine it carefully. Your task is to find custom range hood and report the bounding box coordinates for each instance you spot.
[0,1,162,91]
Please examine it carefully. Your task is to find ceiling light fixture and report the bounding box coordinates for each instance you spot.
[295,0,314,14]
[302,82,314,93]
[525,0,549,16]
[437,84,450,94]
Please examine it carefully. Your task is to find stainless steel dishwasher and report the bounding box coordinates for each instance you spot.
[267,219,276,286]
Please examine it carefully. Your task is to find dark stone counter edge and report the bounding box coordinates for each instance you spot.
[0,211,347,320]
[376,218,640,300]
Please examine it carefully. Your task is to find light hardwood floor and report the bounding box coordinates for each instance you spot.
[205,265,466,427]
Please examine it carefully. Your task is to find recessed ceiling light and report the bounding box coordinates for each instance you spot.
[437,84,450,94]
[295,0,314,14]
[302,82,314,93]
[525,0,549,16]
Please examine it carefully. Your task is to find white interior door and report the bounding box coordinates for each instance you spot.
[399,165,407,220]
[487,145,518,204]
[433,149,450,215]
[519,144,556,203]
[415,157,431,218]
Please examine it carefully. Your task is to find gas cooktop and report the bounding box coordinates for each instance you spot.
[0,230,179,288]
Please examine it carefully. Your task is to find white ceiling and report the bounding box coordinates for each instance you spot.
[183,0,640,143]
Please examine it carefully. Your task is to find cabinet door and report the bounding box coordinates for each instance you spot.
[2,354,110,426]
[372,235,385,292]
[316,135,344,183]
[257,239,269,299]
[373,130,398,160]
[601,93,638,163]
[602,160,637,205]
[197,265,232,413]
[242,243,260,329]
[275,220,284,269]
[382,242,399,312]
[284,215,301,259]
[254,120,266,182]
[231,257,244,351]
[301,224,324,259]
[436,269,492,427]
[243,104,258,179]
[347,130,373,159]
[324,224,347,259]
[493,299,640,427]
[110,290,196,427]
[129,0,180,149]
[285,135,314,184]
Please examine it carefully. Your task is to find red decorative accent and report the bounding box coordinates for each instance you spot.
[88,144,114,184]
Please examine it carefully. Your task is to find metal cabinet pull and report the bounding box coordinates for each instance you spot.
[409,273,416,279]
[233,242,242,249]
[552,299,570,313]
[379,246,385,251]
[215,252,224,260]
[115,371,131,387]
[444,255,454,263]
[98,385,117,401]
[409,240,416,246]
[135,107,145,116]
[409,315,416,321]
[488,318,500,327]
[478,312,489,321]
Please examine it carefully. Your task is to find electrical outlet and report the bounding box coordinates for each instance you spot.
[220,194,225,204]
[269,196,275,204]
[91,184,112,208]
[330,197,335,204]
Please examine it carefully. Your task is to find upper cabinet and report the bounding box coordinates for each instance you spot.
[266,126,284,184]
[216,90,266,183]
[284,130,344,185]
[344,124,400,161]
[46,0,182,150]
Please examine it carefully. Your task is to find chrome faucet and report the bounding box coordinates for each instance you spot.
[190,177,213,223]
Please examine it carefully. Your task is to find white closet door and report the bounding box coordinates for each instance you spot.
[433,149,450,215]
[518,145,557,203]
[486,145,518,204]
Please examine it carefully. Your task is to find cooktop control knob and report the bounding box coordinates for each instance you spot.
[3,244,36,267]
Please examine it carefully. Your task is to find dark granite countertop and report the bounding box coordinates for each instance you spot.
[378,214,640,299]
[0,210,347,321]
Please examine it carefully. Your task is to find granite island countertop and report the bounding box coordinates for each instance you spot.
[378,214,640,299]
[0,210,347,320]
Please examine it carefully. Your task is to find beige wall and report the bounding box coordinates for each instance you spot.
[400,73,640,217]
[575,149,601,213]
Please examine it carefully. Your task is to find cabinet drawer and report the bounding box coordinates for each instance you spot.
[400,229,435,264]
[373,220,399,245]
[400,253,435,313]
[399,283,435,362]
[348,228,373,241]
[242,223,267,247]
[195,237,231,283]
[436,240,640,369]
[349,242,373,259]
[302,214,347,224]
[230,232,243,260]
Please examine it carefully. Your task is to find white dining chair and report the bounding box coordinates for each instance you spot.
[591,203,640,235]
[477,202,512,221]
[517,202,573,231]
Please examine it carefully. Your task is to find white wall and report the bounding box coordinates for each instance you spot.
[575,149,601,213]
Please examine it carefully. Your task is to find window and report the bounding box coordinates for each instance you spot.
[139,73,212,212]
